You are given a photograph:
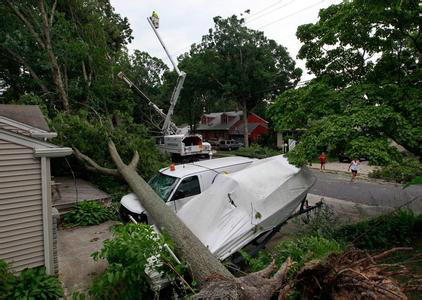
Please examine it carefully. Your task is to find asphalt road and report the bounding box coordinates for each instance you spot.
[310,170,422,212]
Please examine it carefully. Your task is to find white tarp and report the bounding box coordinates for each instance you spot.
[177,155,315,260]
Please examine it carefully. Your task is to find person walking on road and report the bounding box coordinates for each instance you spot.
[348,158,360,183]
[319,152,327,170]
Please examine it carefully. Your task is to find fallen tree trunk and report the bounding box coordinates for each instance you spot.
[75,140,292,299]
[107,141,233,284]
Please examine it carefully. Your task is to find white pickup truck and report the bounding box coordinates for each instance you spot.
[119,156,256,223]
[157,134,212,162]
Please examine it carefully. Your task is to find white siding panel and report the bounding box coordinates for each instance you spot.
[0,197,41,209]
[7,252,44,265]
[0,243,44,258]
[0,233,43,246]
[0,170,41,178]
[0,225,41,239]
[0,219,43,234]
[0,190,42,201]
[0,204,41,216]
[0,179,42,189]
[13,260,44,272]
[0,143,29,150]
[0,215,43,227]
[0,139,44,271]
[0,209,42,222]
[0,184,43,195]
[0,148,34,155]
[0,159,40,167]
[0,154,39,161]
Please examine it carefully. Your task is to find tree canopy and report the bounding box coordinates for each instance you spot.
[268,0,422,165]
[176,15,302,145]
[0,0,171,184]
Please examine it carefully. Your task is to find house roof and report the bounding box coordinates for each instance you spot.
[203,111,243,118]
[0,105,50,131]
[231,123,261,134]
[197,111,243,131]
[197,123,233,131]
[0,128,72,157]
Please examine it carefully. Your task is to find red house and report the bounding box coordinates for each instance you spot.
[196,111,268,143]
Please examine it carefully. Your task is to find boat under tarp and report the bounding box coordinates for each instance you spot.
[177,155,315,260]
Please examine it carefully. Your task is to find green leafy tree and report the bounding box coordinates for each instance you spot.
[269,0,422,165]
[0,0,132,114]
[178,15,301,146]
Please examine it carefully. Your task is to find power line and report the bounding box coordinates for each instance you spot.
[245,0,296,24]
[153,1,293,63]
[243,0,284,21]
[153,1,325,66]
[258,0,325,30]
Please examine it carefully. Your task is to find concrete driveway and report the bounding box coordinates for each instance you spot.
[58,221,116,297]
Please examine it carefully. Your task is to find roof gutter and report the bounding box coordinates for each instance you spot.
[31,131,58,139]
[34,147,73,158]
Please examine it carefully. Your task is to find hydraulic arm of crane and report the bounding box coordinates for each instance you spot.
[147,16,187,136]
[117,71,179,134]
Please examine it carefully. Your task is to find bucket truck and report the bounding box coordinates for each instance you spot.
[118,15,211,162]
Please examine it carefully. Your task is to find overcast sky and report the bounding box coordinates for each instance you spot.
[110,0,342,81]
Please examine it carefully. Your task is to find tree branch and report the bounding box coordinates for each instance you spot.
[49,0,57,27]
[73,146,120,177]
[0,43,50,95]
[251,260,276,278]
[128,151,140,170]
[5,0,45,49]
[372,247,412,262]
[268,258,291,289]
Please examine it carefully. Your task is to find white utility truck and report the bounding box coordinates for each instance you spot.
[118,16,211,162]
[119,156,256,223]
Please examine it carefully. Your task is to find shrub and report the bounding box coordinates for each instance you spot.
[242,235,343,275]
[0,262,64,300]
[273,235,344,274]
[294,204,341,239]
[334,209,422,249]
[89,224,185,300]
[369,156,422,183]
[235,144,280,158]
[0,260,14,300]
[63,201,116,227]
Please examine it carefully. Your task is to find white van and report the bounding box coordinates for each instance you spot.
[119,156,256,223]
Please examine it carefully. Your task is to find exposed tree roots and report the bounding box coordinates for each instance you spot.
[293,247,422,300]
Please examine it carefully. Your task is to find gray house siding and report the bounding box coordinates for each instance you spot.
[0,139,45,272]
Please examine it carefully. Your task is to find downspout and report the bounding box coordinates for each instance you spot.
[40,156,54,275]
[35,147,72,275]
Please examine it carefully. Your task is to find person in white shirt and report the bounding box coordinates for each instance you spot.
[348,159,360,183]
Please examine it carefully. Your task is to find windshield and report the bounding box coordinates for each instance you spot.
[148,173,179,201]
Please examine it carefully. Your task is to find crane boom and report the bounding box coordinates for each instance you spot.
[147,16,186,135]
[117,71,179,134]
[117,14,212,161]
